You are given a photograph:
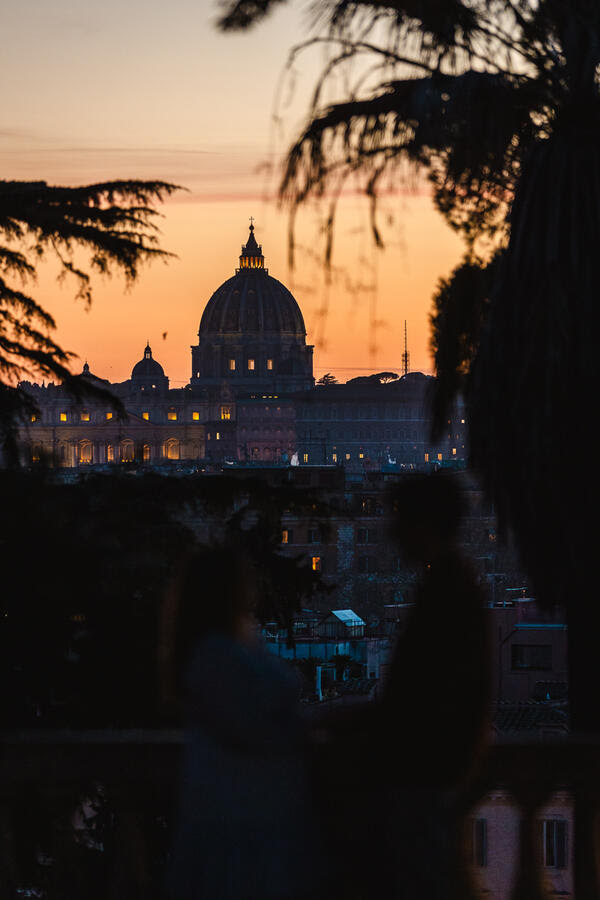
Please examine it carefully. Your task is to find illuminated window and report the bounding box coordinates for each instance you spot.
[216,432,220,440]
[229,359,236,371]
[220,406,231,420]
[30,414,37,423]
[452,448,457,456]
[166,439,180,460]
[311,556,321,573]
[359,452,364,459]
[461,418,465,424]
[345,453,351,461]
[192,411,200,421]
[303,452,309,463]
[281,529,293,545]
[267,358,273,371]
[437,452,443,461]
[168,411,177,421]
[121,442,134,462]
[424,452,429,462]
[332,453,337,463]
[143,444,151,461]
[80,412,90,422]
[142,412,150,420]
[107,444,114,462]
[248,359,255,371]
[59,412,67,422]
[105,412,113,420]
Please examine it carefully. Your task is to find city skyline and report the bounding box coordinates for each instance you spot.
[2,0,464,385]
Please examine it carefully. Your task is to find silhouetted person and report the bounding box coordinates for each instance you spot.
[163,546,316,900]
[314,472,489,899]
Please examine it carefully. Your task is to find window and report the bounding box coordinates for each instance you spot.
[143,444,151,461]
[192,411,200,421]
[105,412,113,420]
[471,819,488,867]
[424,452,429,462]
[220,406,231,420]
[281,529,293,545]
[512,644,552,671]
[107,444,114,462]
[168,411,177,421]
[345,452,351,461]
[542,820,567,868]
[80,412,90,422]
[267,358,273,370]
[303,452,309,463]
[229,358,236,371]
[437,452,443,461]
[216,432,220,440]
[357,527,369,544]
[30,414,37,423]
[358,556,371,574]
[452,448,457,456]
[142,412,150,420]
[248,358,255,371]
[311,556,321,573]
[59,412,67,422]
[359,452,364,459]
[307,528,320,544]
[332,453,338,463]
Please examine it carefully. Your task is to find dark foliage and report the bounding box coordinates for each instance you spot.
[0,179,179,453]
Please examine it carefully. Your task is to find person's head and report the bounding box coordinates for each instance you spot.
[159,544,258,708]
[386,472,465,563]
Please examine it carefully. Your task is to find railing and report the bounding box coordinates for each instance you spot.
[1,731,598,899]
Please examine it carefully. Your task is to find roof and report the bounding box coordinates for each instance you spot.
[493,701,569,735]
[330,609,366,626]
[131,343,165,380]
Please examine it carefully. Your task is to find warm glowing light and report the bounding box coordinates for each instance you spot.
[303,452,309,463]
[281,529,289,544]
[166,439,179,459]
[168,411,177,421]
[424,452,429,462]
[107,444,114,462]
[143,444,151,461]
[359,452,364,459]
[220,406,231,420]
[248,359,255,371]
[267,359,273,371]
[332,453,337,462]
[437,452,443,461]
[192,411,200,421]
[345,452,351,460]
[80,412,90,421]
[142,411,150,420]
[60,412,67,422]
[30,415,37,422]
[229,359,236,371]
[216,432,220,440]
[105,412,113,420]
[312,556,321,572]
[452,447,457,456]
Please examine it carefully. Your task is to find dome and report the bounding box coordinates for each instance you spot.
[131,343,165,379]
[199,224,306,338]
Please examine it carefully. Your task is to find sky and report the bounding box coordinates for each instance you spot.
[1,0,464,385]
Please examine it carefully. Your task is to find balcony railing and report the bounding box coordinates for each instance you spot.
[1,730,598,898]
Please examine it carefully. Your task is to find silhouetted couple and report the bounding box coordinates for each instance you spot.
[163,472,489,899]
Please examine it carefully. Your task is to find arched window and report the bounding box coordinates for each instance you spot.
[120,441,134,462]
[107,444,115,462]
[143,444,151,461]
[165,439,180,460]
[79,441,93,464]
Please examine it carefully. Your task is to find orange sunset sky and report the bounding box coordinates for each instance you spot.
[2,0,464,385]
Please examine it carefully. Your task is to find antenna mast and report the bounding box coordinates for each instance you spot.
[402,320,410,377]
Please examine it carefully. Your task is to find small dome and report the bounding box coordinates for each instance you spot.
[131,343,165,379]
[199,225,306,338]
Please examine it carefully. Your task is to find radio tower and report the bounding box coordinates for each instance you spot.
[401,320,410,377]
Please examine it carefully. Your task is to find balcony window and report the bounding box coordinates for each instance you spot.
[229,359,236,371]
[192,412,200,421]
[143,444,151,461]
[220,406,232,420]
[59,412,67,422]
[168,412,177,421]
[80,412,90,422]
[303,452,309,463]
[248,359,255,371]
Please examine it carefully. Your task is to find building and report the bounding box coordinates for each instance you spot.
[15,223,466,469]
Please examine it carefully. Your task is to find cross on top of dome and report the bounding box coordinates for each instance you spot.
[238,220,265,270]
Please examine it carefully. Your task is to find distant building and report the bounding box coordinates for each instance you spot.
[14,224,466,469]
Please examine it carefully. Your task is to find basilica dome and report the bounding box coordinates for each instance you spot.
[132,343,165,379]
[199,225,306,338]
[191,225,313,394]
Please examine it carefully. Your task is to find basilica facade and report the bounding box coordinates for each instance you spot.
[17,224,464,469]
